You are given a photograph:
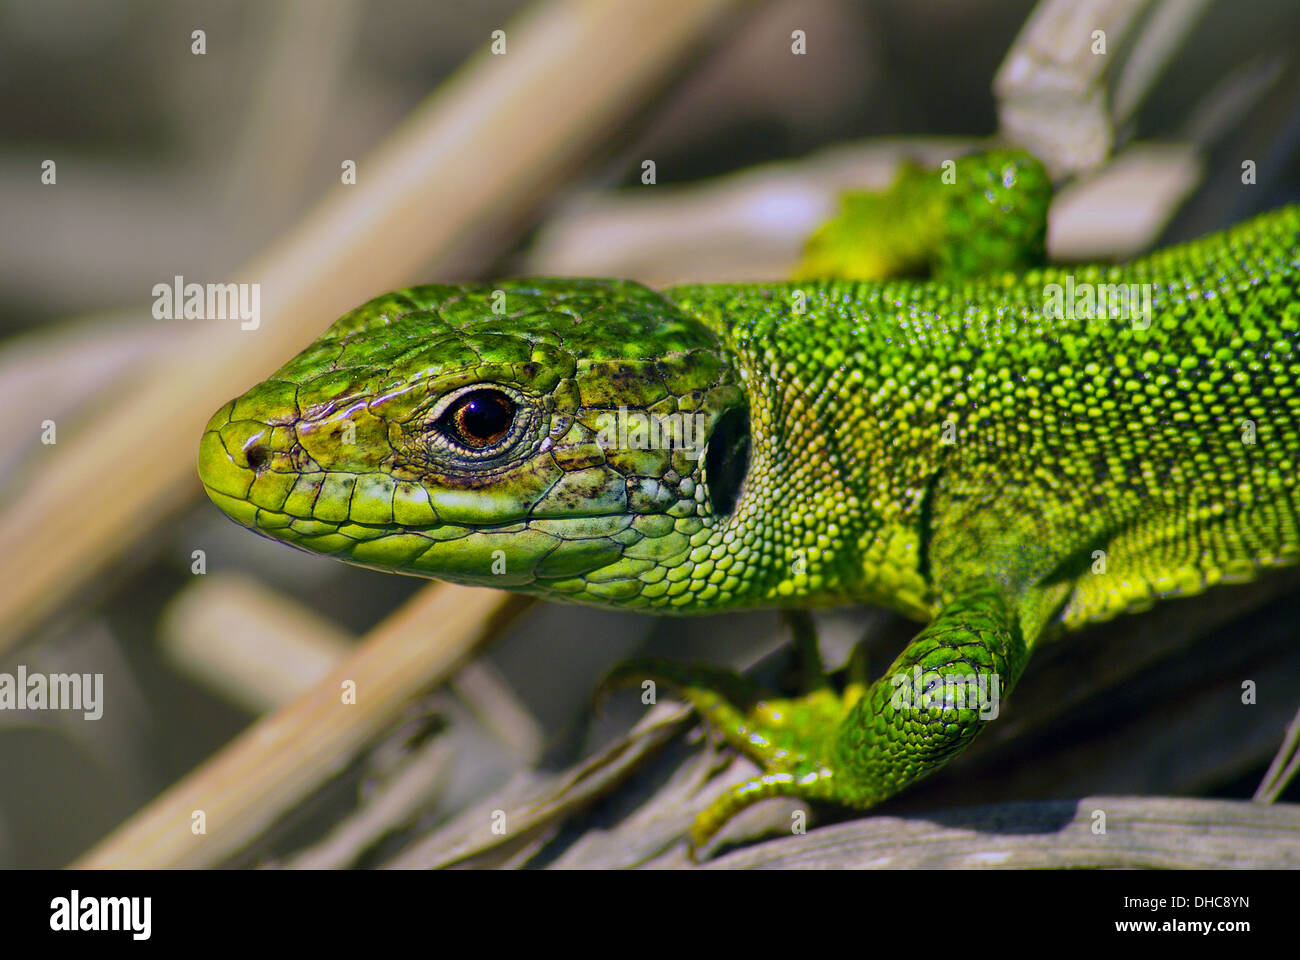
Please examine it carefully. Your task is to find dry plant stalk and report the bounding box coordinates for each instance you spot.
[72,584,530,869]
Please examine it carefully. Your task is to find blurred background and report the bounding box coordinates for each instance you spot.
[1,0,1298,869]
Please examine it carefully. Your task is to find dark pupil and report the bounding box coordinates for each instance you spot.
[448,390,513,448]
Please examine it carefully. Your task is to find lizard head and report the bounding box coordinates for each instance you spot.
[197,279,759,610]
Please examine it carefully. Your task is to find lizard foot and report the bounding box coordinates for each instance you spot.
[600,627,863,854]
[602,589,1030,857]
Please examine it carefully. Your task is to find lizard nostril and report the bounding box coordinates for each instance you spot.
[245,441,269,472]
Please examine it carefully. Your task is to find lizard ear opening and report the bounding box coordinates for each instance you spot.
[703,405,750,518]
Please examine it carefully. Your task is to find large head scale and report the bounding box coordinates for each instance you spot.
[198,279,756,609]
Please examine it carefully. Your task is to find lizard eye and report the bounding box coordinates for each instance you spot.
[436,388,516,450]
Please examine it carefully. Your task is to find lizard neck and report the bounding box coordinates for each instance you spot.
[666,282,938,617]
[667,206,1300,617]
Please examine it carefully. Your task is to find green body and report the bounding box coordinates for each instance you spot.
[199,151,1300,848]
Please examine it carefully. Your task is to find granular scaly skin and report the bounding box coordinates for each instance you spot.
[198,151,1300,848]
[673,206,1300,628]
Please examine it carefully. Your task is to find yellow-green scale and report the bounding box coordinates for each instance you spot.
[669,203,1300,629]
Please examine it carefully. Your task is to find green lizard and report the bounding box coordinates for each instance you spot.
[198,150,1300,850]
